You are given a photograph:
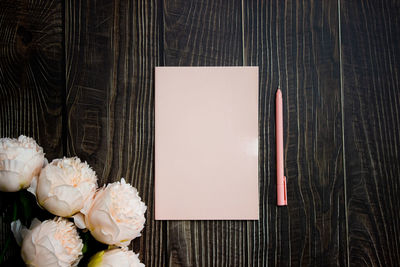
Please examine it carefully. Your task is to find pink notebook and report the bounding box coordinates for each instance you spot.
[155,67,259,220]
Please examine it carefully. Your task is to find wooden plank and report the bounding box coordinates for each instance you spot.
[163,0,243,66]
[65,0,166,265]
[162,0,248,266]
[0,0,64,264]
[0,0,64,158]
[340,0,400,266]
[242,0,347,266]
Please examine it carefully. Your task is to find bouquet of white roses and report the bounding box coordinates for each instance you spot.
[0,135,146,267]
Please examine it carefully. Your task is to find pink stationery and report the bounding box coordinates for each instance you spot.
[155,67,259,220]
[276,88,287,206]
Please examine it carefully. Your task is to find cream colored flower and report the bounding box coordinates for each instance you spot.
[81,178,146,247]
[88,248,145,267]
[0,135,45,192]
[21,217,83,267]
[35,157,97,217]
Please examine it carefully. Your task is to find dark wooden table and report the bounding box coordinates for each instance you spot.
[1,0,400,266]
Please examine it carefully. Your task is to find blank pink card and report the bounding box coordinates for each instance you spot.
[155,67,259,220]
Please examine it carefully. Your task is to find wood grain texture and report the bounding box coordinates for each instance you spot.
[0,0,63,264]
[162,0,250,266]
[65,0,166,265]
[163,0,243,67]
[340,0,400,266]
[0,0,63,158]
[242,0,346,266]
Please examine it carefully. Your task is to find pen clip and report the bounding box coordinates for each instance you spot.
[283,176,287,204]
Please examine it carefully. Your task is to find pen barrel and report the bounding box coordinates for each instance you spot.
[276,90,287,206]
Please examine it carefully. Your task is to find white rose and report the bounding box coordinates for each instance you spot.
[20,217,83,267]
[35,157,97,217]
[88,248,145,267]
[79,178,146,247]
[0,135,45,192]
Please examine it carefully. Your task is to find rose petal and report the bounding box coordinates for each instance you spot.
[72,213,86,229]
[42,195,74,217]
[27,176,38,197]
[0,170,24,192]
[11,220,24,246]
[21,218,83,267]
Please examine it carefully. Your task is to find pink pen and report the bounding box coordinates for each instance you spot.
[276,88,287,206]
